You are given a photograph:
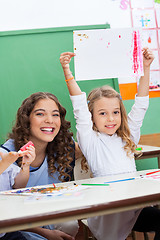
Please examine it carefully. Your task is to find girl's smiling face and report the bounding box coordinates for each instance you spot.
[92,97,121,136]
[29,98,61,146]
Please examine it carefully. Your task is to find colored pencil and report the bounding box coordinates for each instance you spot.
[146,170,160,175]
[81,183,109,186]
[104,177,135,184]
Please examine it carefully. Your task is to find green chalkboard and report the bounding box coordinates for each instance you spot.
[0,24,119,143]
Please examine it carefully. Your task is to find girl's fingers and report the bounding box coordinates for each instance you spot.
[60,52,75,66]
[60,52,75,57]
[143,49,154,60]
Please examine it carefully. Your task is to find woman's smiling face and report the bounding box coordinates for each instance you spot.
[29,98,61,145]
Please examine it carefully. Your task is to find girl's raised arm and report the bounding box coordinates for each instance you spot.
[60,52,82,96]
[137,47,154,97]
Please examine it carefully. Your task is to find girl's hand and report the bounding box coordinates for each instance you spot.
[60,52,75,70]
[142,47,154,68]
[21,146,36,169]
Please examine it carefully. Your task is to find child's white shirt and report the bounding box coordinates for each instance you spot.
[0,163,20,237]
[70,92,149,240]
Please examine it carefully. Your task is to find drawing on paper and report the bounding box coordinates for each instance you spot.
[0,184,87,197]
[73,28,143,81]
[132,9,156,28]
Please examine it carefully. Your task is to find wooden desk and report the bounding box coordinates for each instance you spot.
[1,170,160,234]
[135,145,160,168]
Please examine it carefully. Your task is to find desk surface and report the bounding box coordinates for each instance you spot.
[137,144,160,154]
[1,169,160,233]
[136,145,160,168]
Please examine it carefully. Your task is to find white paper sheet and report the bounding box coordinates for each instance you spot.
[149,71,160,91]
[132,9,156,28]
[73,28,143,81]
[131,0,154,8]
[141,29,158,49]
[150,50,160,70]
[156,5,160,28]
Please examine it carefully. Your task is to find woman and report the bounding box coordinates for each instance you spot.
[0,92,79,240]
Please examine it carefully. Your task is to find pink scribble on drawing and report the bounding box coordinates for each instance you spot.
[132,31,139,74]
[137,30,143,74]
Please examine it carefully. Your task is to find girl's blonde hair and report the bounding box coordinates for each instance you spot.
[87,85,137,157]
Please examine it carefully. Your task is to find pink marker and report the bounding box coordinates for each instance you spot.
[20,141,34,152]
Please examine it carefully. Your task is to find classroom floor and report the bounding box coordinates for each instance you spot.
[75,221,155,240]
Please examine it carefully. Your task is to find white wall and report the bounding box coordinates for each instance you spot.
[1,0,159,86]
[0,0,131,31]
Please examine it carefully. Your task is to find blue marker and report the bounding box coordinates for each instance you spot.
[104,177,135,184]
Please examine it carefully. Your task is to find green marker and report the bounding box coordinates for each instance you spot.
[81,183,109,186]
[136,147,142,151]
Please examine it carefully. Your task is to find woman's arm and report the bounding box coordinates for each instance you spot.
[23,228,74,240]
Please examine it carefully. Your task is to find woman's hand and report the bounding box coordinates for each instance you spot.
[46,229,75,240]
[21,145,36,169]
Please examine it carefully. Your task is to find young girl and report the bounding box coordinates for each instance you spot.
[0,92,79,240]
[0,149,35,240]
[60,49,160,240]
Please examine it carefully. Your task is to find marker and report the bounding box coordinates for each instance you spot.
[81,183,109,186]
[19,141,34,152]
[104,177,135,184]
[136,147,143,151]
[146,170,160,175]
[19,141,35,170]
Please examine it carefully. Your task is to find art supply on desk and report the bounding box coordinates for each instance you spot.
[104,177,135,184]
[0,184,88,198]
[19,141,34,152]
[136,147,143,151]
[146,170,160,175]
[139,170,160,181]
[81,183,109,186]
